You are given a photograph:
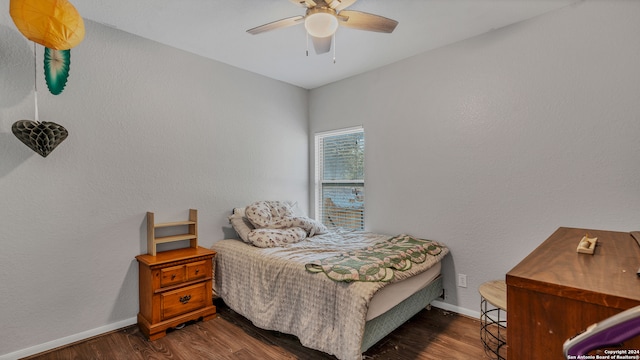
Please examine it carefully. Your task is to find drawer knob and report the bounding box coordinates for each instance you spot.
[195,269,200,274]
[171,274,176,280]
[179,295,191,304]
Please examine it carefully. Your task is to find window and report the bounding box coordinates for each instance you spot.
[315,127,364,230]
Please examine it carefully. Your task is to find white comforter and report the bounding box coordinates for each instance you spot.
[212,229,449,360]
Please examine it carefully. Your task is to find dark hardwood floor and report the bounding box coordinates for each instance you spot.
[24,300,494,360]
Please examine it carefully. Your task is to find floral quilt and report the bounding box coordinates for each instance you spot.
[305,234,446,282]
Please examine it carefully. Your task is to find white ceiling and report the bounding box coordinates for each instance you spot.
[74,0,578,89]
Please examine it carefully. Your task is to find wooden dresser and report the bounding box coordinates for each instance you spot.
[136,246,217,340]
[506,227,640,359]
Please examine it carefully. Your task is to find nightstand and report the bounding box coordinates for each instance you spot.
[136,246,216,340]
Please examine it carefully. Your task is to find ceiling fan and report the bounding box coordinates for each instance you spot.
[247,0,398,55]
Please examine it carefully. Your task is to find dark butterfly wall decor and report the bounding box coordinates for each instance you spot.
[12,120,68,157]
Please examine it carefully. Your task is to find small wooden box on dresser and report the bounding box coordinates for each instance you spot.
[136,247,217,340]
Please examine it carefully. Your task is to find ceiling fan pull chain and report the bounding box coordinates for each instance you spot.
[306,32,309,56]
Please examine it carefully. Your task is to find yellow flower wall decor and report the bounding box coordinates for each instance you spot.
[10,0,85,50]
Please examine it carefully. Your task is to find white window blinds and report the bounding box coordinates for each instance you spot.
[315,127,364,230]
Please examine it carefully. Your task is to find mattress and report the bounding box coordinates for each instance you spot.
[361,275,443,352]
[366,261,441,321]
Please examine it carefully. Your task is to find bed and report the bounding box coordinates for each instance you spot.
[212,201,449,360]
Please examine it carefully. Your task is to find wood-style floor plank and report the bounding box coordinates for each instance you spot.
[23,300,495,360]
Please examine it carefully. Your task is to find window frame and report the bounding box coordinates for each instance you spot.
[314,126,365,230]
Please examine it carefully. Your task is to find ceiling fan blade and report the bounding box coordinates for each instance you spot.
[338,10,398,33]
[247,15,305,35]
[311,35,332,54]
[289,0,316,8]
[328,0,357,11]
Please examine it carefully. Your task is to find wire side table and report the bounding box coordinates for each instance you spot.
[479,280,507,360]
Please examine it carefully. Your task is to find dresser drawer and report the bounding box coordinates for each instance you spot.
[186,260,207,281]
[160,283,207,320]
[160,265,186,287]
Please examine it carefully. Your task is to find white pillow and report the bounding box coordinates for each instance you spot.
[228,208,254,243]
[245,201,294,228]
[285,201,307,217]
[246,227,307,248]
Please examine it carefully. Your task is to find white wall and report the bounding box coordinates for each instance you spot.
[0,8,308,359]
[2,0,639,357]
[310,0,640,315]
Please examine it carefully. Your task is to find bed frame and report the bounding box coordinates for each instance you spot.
[361,275,443,352]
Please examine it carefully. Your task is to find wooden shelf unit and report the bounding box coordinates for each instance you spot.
[147,209,198,256]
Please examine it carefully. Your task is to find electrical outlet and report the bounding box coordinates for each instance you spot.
[457,273,467,288]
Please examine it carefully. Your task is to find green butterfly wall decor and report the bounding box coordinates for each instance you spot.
[44,47,71,95]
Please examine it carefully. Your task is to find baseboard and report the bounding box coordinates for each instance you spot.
[0,317,137,360]
[431,300,480,319]
[1,304,476,359]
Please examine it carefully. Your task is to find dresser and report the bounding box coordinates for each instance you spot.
[506,227,640,359]
[136,246,217,340]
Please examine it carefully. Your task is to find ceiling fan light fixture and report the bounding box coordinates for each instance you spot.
[304,9,338,38]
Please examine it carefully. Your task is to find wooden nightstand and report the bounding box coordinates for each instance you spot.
[136,246,217,340]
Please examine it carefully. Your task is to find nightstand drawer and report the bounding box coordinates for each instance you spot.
[160,265,186,287]
[160,283,207,320]
[186,260,207,281]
